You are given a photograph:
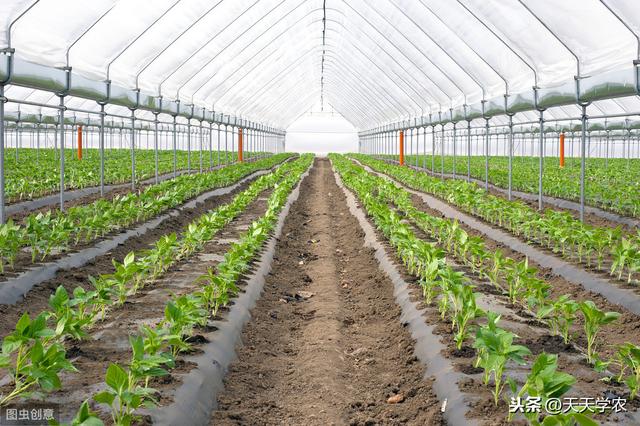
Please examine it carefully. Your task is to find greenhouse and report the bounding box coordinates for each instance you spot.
[0,0,639,425]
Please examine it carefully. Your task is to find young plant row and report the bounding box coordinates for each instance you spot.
[403,155,640,218]
[0,154,291,273]
[65,154,313,426]
[0,155,310,415]
[355,154,640,286]
[332,154,625,425]
[6,148,238,203]
[359,155,640,406]
[370,162,639,385]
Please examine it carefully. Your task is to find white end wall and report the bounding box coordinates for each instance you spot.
[285,112,358,155]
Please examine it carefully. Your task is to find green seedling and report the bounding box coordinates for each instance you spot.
[578,301,620,365]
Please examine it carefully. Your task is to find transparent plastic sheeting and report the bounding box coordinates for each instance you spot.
[7,87,640,134]
[0,0,639,130]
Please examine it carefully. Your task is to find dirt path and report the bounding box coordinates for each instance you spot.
[211,158,443,425]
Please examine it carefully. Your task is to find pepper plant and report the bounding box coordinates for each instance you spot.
[473,319,531,405]
[578,301,620,364]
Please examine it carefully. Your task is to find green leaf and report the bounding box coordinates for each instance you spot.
[93,390,116,405]
[0,353,10,369]
[30,339,45,362]
[105,363,129,392]
[49,285,70,311]
[2,335,22,354]
[15,312,31,333]
[72,400,105,426]
[129,335,144,361]
[123,252,135,267]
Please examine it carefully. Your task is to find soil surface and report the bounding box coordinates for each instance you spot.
[211,158,443,425]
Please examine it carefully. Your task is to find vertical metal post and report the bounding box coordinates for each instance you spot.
[224,125,228,164]
[15,113,19,162]
[398,130,404,165]
[421,127,426,169]
[508,115,514,200]
[36,116,40,164]
[59,95,65,212]
[0,86,5,224]
[431,125,436,172]
[441,125,445,178]
[626,123,631,170]
[237,127,245,163]
[130,110,136,190]
[408,129,411,165]
[209,122,213,169]
[467,120,471,181]
[414,128,418,168]
[452,123,457,178]
[187,120,191,173]
[217,123,221,166]
[172,116,177,178]
[538,110,544,210]
[99,104,105,195]
[559,132,565,168]
[484,119,490,190]
[605,129,610,168]
[579,105,588,222]
[154,113,159,183]
[199,121,203,173]
[233,126,237,163]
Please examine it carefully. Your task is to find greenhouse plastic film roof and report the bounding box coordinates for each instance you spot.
[1,0,640,130]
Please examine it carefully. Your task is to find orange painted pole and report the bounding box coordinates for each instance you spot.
[238,128,243,162]
[77,125,83,160]
[559,132,565,168]
[399,130,404,166]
